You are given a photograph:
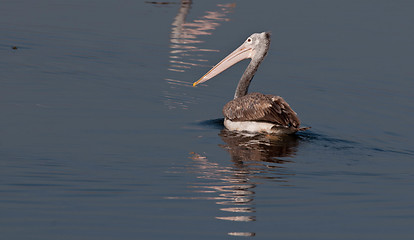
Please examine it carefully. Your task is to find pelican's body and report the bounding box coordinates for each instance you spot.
[193,32,308,134]
[223,92,302,134]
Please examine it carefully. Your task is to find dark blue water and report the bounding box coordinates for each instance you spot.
[1,1,413,239]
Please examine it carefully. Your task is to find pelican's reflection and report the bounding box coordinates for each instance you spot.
[167,130,299,237]
[219,130,299,170]
[163,1,236,109]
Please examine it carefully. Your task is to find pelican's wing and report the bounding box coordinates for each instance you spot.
[223,92,300,128]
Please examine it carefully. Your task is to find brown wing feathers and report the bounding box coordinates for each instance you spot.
[223,92,300,128]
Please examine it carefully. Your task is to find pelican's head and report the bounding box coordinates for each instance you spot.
[193,32,271,86]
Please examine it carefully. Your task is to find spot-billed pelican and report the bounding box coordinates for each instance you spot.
[193,32,309,134]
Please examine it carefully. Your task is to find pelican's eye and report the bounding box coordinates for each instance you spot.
[247,38,252,43]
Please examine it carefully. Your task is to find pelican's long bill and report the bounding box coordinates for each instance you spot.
[193,44,253,86]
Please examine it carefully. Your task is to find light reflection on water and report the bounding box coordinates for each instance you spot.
[166,130,300,237]
[168,1,235,73]
[164,0,235,110]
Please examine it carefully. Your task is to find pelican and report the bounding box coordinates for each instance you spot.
[193,32,309,134]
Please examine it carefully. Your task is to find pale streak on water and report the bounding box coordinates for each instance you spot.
[164,1,235,110]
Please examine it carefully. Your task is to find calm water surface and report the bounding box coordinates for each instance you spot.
[1,1,413,239]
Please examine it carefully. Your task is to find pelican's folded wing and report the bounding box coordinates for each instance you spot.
[223,92,300,128]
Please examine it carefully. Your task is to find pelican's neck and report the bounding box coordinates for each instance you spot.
[233,58,262,99]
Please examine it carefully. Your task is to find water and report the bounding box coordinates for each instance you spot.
[1,0,413,239]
